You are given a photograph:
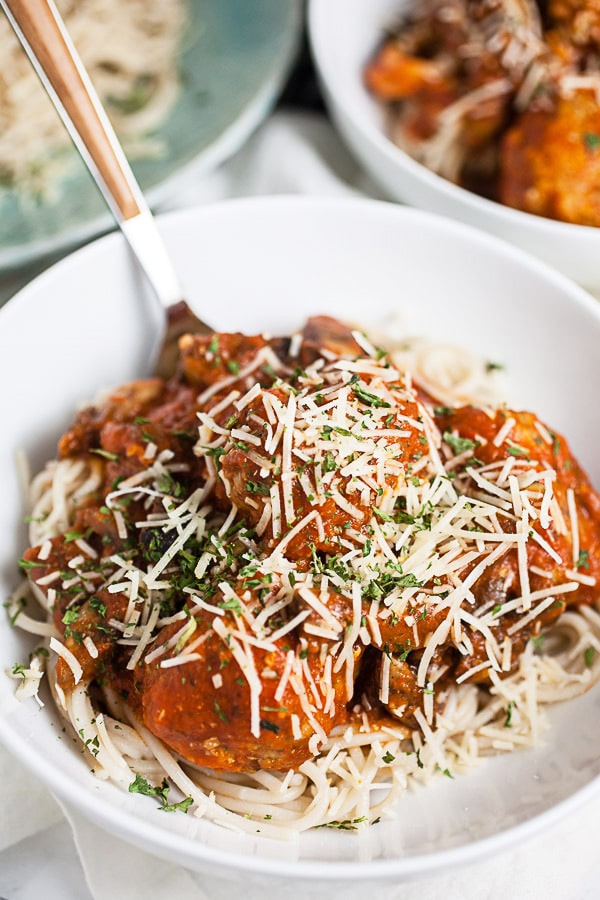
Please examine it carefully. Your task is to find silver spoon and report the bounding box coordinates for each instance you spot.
[1,0,212,378]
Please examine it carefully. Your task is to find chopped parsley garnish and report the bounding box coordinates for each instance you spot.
[161,796,194,814]
[90,448,119,461]
[262,362,278,380]
[583,132,600,153]
[363,565,422,601]
[317,816,368,830]
[504,700,515,728]
[322,451,337,473]
[260,718,281,735]
[395,573,421,588]
[395,639,412,661]
[245,480,270,495]
[218,597,242,614]
[507,445,527,457]
[62,607,80,624]
[351,381,391,409]
[584,646,596,668]
[214,700,229,723]
[85,735,100,757]
[204,446,225,460]
[156,474,184,498]
[531,634,544,653]
[64,529,90,542]
[128,774,193,813]
[443,432,476,454]
[577,549,590,570]
[321,424,356,440]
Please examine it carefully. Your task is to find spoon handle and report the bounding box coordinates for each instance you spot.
[1,0,183,307]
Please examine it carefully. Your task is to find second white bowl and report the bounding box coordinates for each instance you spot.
[309,0,600,291]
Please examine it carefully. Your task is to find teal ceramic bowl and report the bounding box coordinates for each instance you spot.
[0,0,300,270]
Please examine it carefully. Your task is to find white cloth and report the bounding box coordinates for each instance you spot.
[1,111,600,900]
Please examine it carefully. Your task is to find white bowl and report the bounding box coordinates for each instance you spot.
[1,196,600,884]
[308,0,600,292]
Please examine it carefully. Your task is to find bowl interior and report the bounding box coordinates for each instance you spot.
[1,197,600,880]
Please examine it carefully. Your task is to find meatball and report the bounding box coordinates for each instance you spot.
[499,90,600,225]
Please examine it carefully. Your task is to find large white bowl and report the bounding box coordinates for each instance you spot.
[309,0,600,292]
[1,196,600,885]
